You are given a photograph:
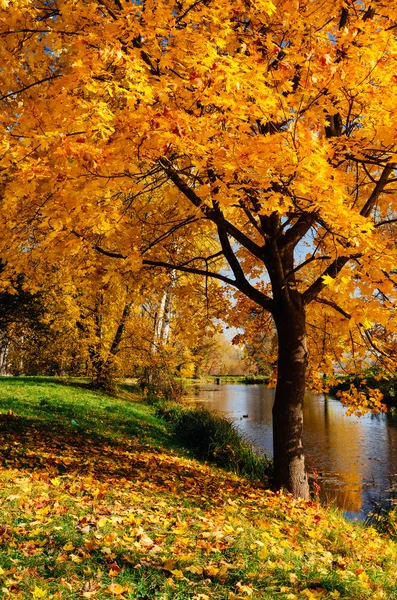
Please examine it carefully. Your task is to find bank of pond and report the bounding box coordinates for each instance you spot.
[186,382,397,521]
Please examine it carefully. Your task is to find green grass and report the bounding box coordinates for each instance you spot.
[0,375,177,452]
[0,376,397,599]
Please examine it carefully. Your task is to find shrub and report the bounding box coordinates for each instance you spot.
[138,367,184,403]
[155,403,272,482]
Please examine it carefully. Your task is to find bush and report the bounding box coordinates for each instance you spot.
[138,367,184,403]
[155,403,272,482]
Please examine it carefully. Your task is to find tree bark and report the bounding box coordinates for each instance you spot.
[272,302,310,499]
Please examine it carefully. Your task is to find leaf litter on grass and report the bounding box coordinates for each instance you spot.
[0,379,397,599]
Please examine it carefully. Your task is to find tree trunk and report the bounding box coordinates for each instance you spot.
[90,353,116,392]
[272,303,310,499]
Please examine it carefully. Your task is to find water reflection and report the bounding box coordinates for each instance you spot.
[188,383,397,519]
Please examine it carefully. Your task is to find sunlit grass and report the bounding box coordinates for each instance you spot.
[0,377,397,599]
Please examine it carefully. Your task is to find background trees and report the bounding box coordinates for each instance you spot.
[2,0,397,497]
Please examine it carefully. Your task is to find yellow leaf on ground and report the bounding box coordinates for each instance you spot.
[70,553,83,563]
[138,532,154,548]
[186,564,203,575]
[106,583,129,595]
[62,541,74,552]
[203,565,219,578]
[32,587,47,599]
[162,558,177,571]
[170,569,184,579]
[97,517,107,528]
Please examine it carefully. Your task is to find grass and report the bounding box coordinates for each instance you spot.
[0,376,397,599]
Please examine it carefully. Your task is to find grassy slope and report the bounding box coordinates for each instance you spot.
[0,378,396,600]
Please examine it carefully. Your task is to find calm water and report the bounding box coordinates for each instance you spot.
[187,383,397,519]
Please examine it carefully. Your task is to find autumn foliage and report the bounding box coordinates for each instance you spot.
[3,0,397,496]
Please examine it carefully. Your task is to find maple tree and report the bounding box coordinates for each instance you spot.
[3,0,397,498]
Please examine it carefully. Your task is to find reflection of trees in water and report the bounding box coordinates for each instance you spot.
[320,484,363,514]
[303,394,369,513]
[193,385,396,516]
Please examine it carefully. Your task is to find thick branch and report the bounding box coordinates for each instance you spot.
[142,258,234,285]
[159,156,264,261]
[375,217,397,228]
[0,29,80,36]
[286,254,331,280]
[302,256,352,305]
[109,302,131,355]
[278,213,316,254]
[142,258,274,311]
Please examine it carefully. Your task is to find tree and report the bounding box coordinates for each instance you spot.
[2,0,397,497]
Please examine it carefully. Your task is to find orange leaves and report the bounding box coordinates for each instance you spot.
[337,385,387,417]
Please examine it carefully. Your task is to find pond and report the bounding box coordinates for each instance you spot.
[187,383,397,519]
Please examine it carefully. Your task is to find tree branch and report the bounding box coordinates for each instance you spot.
[302,255,353,305]
[375,217,397,228]
[285,254,331,280]
[143,257,274,311]
[315,297,350,319]
[141,258,235,286]
[278,213,316,254]
[360,163,395,217]
[159,156,265,261]
[0,74,61,102]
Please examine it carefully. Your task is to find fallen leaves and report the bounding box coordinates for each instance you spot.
[1,384,397,600]
[106,582,130,596]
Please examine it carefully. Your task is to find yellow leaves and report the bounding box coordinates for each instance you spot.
[300,590,324,600]
[203,565,219,578]
[106,582,130,596]
[337,385,387,417]
[169,569,184,579]
[62,541,74,552]
[31,586,47,599]
[321,274,334,287]
[171,522,189,535]
[136,530,154,549]
[162,558,177,571]
[97,517,108,528]
[236,581,254,596]
[257,546,268,560]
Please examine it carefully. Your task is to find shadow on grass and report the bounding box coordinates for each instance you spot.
[0,411,255,509]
